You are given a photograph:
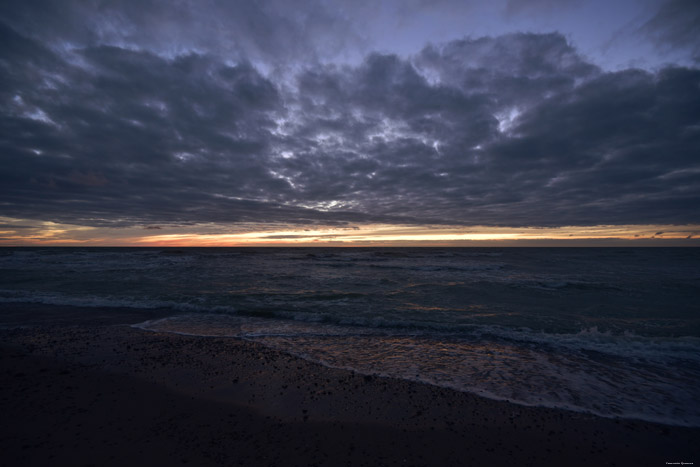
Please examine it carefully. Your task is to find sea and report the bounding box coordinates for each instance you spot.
[1,247,699,427]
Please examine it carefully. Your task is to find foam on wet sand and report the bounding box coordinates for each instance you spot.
[1,303,698,466]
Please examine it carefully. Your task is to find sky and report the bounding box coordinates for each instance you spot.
[0,0,699,246]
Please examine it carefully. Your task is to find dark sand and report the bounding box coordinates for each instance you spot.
[1,304,698,466]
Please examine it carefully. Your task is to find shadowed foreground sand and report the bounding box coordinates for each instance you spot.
[1,304,698,466]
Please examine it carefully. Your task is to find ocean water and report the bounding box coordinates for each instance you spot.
[1,247,699,426]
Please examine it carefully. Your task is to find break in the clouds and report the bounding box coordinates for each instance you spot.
[0,0,699,238]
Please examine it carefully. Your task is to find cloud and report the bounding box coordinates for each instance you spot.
[504,0,583,17]
[0,224,34,229]
[640,0,700,63]
[0,12,698,231]
[263,234,339,239]
[0,0,361,65]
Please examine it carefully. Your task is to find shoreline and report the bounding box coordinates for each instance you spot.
[2,303,699,466]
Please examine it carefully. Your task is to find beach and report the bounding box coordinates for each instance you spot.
[3,0,700,461]
[2,303,698,466]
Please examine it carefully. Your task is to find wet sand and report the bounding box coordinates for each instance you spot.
[1,303,698,466]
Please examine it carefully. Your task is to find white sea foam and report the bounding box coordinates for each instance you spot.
[133,313,700,427]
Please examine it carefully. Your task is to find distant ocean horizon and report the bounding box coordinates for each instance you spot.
[1,247,699,427]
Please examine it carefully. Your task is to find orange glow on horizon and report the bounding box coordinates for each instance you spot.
[0,217,698,247]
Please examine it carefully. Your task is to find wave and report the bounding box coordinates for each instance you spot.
[369,262,504,272]
[3,287,697,359]
[135,309,700,362]
[133,313,700,427]
[0,289,237,315]
[502,278,623,291]
[0,248,196,271]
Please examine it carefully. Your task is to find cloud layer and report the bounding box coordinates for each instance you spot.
[1,1,699,230]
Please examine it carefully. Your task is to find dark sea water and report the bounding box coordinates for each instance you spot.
[1,247,699,426]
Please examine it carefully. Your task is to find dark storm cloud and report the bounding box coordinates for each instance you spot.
[484,66,700,225]
[0,224,34,229]
[274,33,698,226]
[641,0,700,63]
[1,4,699,230]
